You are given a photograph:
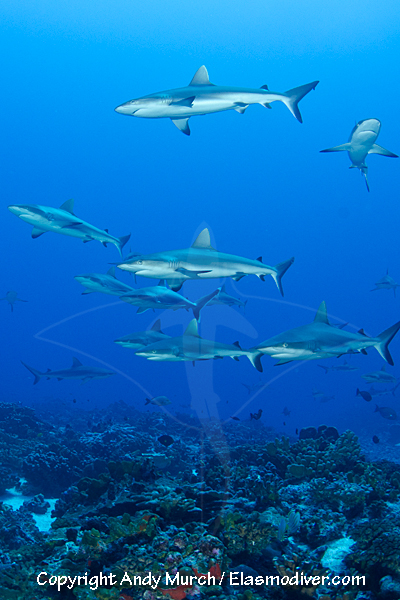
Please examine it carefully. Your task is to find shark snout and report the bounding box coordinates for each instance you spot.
[115,103,137,115]
[8,204,24,216]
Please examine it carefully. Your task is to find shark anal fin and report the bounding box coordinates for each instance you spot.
[31,227,46,239]
[171,118,190,136]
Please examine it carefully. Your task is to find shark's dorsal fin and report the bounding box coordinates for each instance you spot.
[184,319,200,337]
[104,228,109,233]
[107,266,116,278]
[314,301,330,325]
[189,66,213,86]
[72,356,83,368]
[151,319,162,332]
[256,256,263,262]
[233,341,242,349]
[381,366,386,371]
[260,84,269,90]
[158,279,166,287]
[191,228,214,250]
[220,283,226,293]
[60,199,75,214]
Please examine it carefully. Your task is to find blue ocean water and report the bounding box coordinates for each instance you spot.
[2,0,400,443]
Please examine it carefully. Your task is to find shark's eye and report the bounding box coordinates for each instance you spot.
[136,260,142,265]
[282,343,288,348]
[151,350,157,354]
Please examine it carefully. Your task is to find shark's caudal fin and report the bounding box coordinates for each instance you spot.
[21,361,43,385]
[368,144,399,158]
[271,257,295,297]
[320,143,351,153]
[282,81,319,123]
[247,352,263,373]
[374,321,400,365]
[115,234,131,257]
[193,288,220,321]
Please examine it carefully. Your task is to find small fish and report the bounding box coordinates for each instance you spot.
[283,421,286,426]
[230,416,240,421]
[145,395,171,406]
[158,434,174,447]
[282,407,291,417]
[72,398,77,403]
[375,405,398,420]
[250,409,263,421]
[356,388,372,402]
[372,435,380,444]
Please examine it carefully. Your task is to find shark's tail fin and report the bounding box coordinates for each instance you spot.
[21,361,43,385]
[271,257,295,297]
[283,81,319,123]
[318,365,329,374]
[374,321,400,365]
[247,352,263,373]
[193,288,220,321]
[116,234,131,257]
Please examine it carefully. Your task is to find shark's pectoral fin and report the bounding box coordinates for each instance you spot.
[31,227,46,239]
[275,359,293,365]
[171,96,195,108]
[83,238,94,243]
[232,273,246,282]
[136,307,149,314]
[368,144,399,158]
[320,143,351,153]
[61,221,83,229]
[82,290,94,295]
[234,103,248,114]
[176,267,212,277]
[171,118,190,136]
[168,280,184,292]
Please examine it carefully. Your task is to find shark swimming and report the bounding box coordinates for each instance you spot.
[75,267,135,296]
[1,291,27,312]
[21,357,115,385]
[251,301,400,367]
[119,282,219,321]
[115,65,319,135]
[361,366,397,385]
[117,228,294,295]
[199,283,247,310]
[135,319,263,371]
[318,360,358,374]
[8,199,130,256]
[320,118,398,191]
[371,270,400,297]
[114,319,171,350]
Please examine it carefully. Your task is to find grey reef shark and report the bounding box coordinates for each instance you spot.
[75,267,135,296]
[119,282,219,321]
[371,270,400,297]
[250,301,400,368]
[114,319,171,350]
[320,118,398,191]
[135,319,263,371]
[8,199,130,256]
[1,291,27,312]
[21,357,115,385]
[115,65,319,135]
[117,228,294,295]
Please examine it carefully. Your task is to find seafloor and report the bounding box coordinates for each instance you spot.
[1,400,400,600]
